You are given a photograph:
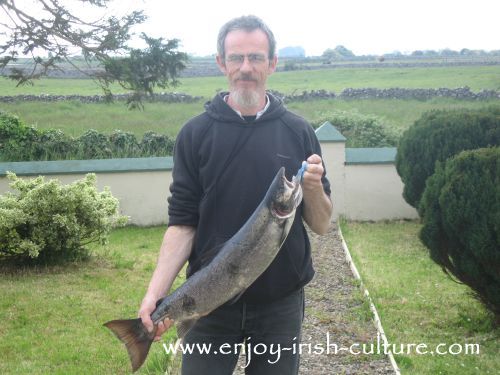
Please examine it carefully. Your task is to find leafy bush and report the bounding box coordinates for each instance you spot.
[109,130,140,158]
[76,129,113,159]
[419,147,500,323]
[0,111,25,143]
[140,131,175,157]
[311,110,398,147]
[396,107,500,208]
[35,129,76,160]
[0,111,39,161]
[0,173,128,263]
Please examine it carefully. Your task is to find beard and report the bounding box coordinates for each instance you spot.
[231,87,261,109]
[230,73,263,110]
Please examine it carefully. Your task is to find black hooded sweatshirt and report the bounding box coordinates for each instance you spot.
[168,92,331,304]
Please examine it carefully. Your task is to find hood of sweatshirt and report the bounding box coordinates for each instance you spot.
[204,91,287,124]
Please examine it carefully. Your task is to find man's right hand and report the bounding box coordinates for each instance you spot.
[139,296,174,341]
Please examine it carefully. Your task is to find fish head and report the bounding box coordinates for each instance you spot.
[268,167,303,220]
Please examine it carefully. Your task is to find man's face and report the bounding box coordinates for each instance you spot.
[216,29,277,105]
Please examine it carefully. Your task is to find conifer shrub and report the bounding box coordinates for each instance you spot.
[0,173,128,263]
[419,147,500,324]
[396,107,500,208]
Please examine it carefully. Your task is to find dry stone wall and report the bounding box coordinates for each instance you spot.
[0,92,202,103]
[0,87,498,104]
[270,87,500,102]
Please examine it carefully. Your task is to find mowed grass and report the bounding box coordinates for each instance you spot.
[0,226,183,375]
[340,221,499,375]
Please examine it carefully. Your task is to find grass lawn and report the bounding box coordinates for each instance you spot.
[340,220,499,375]
[0,226,181,374]
[1,223,499,374]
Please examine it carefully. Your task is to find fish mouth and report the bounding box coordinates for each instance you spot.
[271,173,303,219]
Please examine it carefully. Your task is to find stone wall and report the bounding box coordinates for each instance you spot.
[1,87,497,104]
[0,92,202,104]
[269,87,500,102]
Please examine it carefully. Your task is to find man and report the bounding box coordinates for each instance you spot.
[139,15,332,374]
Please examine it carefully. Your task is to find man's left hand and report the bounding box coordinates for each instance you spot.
[302,154,324,192]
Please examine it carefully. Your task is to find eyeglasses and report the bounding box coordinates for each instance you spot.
[225,53,267,65]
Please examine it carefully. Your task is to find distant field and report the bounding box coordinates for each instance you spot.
[0,65,499,139]
[1,65,500,97]
[1,98,499,139]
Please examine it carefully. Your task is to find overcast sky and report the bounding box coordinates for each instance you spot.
[110,0,500,57]
[2,0,499,57]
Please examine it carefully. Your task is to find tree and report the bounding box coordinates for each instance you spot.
[0,0,188,107]
[419,147,500,325]
[322,45,355,61]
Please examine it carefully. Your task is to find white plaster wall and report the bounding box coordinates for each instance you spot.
[1,155,421,224]
[320,142,346,218]
[344,164,418,221]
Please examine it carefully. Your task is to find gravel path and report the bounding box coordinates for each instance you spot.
[233,223,395,374]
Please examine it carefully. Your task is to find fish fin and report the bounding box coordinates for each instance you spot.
[279,219,294,248]
[186,241,226,277]
[176,319,198,339]
[226,289,246,305]
[155,297,165,307]
[104,318,154,372]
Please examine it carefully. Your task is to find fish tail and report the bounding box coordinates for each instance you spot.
[104,318,154,372]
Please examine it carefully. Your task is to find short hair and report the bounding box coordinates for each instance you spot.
[217,15,276,60]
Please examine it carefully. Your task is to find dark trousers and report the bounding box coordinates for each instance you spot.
[181,288,305,375]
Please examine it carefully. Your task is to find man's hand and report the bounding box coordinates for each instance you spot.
[302,154,325,192]
[139,296,174,342]
[301,154,333,235]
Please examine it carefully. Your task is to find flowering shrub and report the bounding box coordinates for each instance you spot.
[0,173,128,263]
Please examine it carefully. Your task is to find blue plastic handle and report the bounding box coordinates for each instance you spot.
[296,161,308,183]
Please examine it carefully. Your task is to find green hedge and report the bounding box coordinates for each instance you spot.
[0,111,175,161]
[419,147,500,323]
[311,110,398,147]
[396,107,500,208]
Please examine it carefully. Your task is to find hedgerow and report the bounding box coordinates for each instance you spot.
[311,110,398,147]
[0,110,176,161]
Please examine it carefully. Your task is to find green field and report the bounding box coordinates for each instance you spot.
[1,65,498,140]
[1,65,500,96]
[1,97,498,140]
[340,221,499,375]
